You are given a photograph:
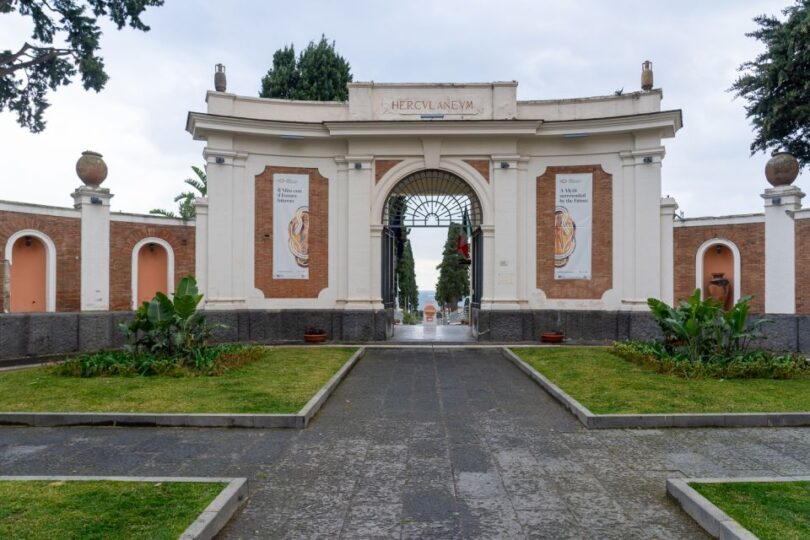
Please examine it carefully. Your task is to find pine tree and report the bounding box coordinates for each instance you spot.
[259,35,352,101]
[435,224,470,312]
[731,1,810,165]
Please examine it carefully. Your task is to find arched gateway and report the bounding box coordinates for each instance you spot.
[380,170,484,336]
[188,78,683,342]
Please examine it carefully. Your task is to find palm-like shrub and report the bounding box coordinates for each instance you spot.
[647,290,769,363]
[122,276,212,366]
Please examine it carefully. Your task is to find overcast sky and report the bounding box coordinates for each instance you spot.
[3,0,804,290]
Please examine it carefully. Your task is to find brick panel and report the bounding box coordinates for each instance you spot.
[673,223,765,313]
[109,221,196,310]
[536,165,613,299]
[255,166,329,298]
[463,159,490,182]
[374,160,402,183]
[796,219,810,313]
[0,211,81,312]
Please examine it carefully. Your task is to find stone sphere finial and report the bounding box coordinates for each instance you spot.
[765,150,800,187]
[76,150,108,187]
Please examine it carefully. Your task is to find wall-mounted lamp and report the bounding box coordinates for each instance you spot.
[148,243,156,253]
[24,236,32,247]
[215,156,225,164]
[715,244,723,254]
[643,156,653,164]
[90,196,103,205]
[500,162,510,169]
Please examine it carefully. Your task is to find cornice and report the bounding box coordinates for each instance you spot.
[187,112,330,140]
[537,110,683,138]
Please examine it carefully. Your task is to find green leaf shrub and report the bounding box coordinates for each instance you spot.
[615,289,810,379]
[54,344,264,378]
[53,276,263,377]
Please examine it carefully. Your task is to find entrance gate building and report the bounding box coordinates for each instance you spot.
[187,79,683,341]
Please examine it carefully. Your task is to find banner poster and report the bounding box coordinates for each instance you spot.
[554,172,592,280]
[273,173,310,279]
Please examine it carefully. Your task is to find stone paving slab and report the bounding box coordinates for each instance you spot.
[2,347,810,538]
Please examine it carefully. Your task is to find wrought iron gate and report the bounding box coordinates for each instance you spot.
[381,226,396,308]
[471,226,483,308]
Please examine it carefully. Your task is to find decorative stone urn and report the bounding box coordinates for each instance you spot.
[214,64,227,92]
[75,151,108,187]
[641,60,653,91]
[765,151,800,187]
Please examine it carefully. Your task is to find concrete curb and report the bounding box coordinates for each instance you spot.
[0,475,247,540]
[666,477,810,540]
[0,348,365,429]
[501,347,810,429]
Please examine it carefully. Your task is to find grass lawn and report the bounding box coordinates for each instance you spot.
[0,479,225,540]
[512,347,810,414]
[0,347,356,414]
[691,481,810,540]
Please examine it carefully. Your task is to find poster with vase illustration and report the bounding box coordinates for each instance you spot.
[273,173,309,279]
[554,173,592,280]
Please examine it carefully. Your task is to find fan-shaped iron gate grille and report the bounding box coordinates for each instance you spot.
[383,169,482,228]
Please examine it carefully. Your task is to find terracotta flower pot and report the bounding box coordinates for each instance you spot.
[304,333,327,343]
[765,151,799,187]
[541,331,564,344]
[75,151,108,187]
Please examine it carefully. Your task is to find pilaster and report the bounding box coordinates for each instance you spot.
[72,186,112,311]
[488,155,522,309]
[194,196,209,302]
[345,156,375,309]
[659,196,678,305]
[762,185,804,313]
[619,145,665,308]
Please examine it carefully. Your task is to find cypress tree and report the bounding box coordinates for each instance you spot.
[435,224,470,312]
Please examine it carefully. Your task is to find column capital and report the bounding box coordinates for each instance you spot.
[71,186,113,208]
[660,196,679,216]
[761,185,805,210]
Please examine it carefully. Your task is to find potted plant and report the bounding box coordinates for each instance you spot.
[541,331,565,344]
[304,326,327,343]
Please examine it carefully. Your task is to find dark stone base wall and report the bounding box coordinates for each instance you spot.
[0,309,393,364]
[473,309,810,353]
[0,308,806,364]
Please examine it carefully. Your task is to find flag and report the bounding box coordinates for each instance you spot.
[457,208,471,261]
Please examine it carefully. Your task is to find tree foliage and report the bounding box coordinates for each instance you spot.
[259,35,352,101]
[1,0,164,132]
[151,165,206,220]
[730,1,810,165]
[396,237,419,313]
[435,224,470,311]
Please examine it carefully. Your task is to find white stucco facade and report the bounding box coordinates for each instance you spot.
[187,81,682,313]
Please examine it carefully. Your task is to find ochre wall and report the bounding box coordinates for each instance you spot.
[674,222,765,312]
[109,221,195,310]
[536,165,613,299]
[254,166,329,299]
[796,219,810,314]
[0,211,81,312]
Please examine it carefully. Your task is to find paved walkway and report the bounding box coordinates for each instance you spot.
[3,348,810,538]
[389,324,475,343]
